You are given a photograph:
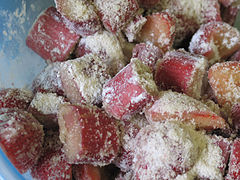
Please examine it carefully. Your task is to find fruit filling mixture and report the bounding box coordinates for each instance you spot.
[0,0,240,179]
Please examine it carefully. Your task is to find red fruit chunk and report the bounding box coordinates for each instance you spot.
[189,21,240,65]
[31,149,72,180]
[60,54,111,105]
[55,0,101,36]
[75,31,126,76]
[102,58,159,120]
[123,15,147,42]
[138,0,160,8]
[0,88,33,110]
[26,7,80,63]
[0,108,44,174]
[145,91,228,131]
[208,61,240,110]
[94,0,139,33]
[211,135,232,175]
[28,92,68,128]
[137,12,175,53]
[58,104,120,165]
[232,103,240,130]
[73,164,101,180]
[32,62,64,96]
[155,49,208,99]
[132,42,163,72]
[226,138,240,180]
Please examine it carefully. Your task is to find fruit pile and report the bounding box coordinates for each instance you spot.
[0,0,240,179]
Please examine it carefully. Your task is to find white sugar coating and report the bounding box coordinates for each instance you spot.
[55,0,98,21]
[32,62,63,92]
[129,121,223,180]
[61,54,111,104]
[94,0,138,31]
[4,88,33,103]
[176,136,224,180]
[124,15,147,42]
[146,91,212,120]
[30,92,67,114]
[209,62,240,107]
[81,31,125,75]
[131,58,159,97]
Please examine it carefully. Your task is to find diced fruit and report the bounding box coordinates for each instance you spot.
[60,54,111,105]
[58,104,120,165]
[154,49,208,99]
[157,0,221,45]
[232,103,240,130]
[131,121,205,179]
[31,149,72,180]
[32,62,64,96]
[75,31,126,76]
[226,138,240,179]
[132,42,163,72]
[0,88,33,110]
[208,61,240,110]
[0,108,44,174]
[145,91,228,131]
[55,0,101,36]
[123,14,147,42]
[102,58,159,120]
[138,0,160,8]
[189,21,240,65]
[114,114,148,172]
[26,7,80,63]
[94,0,139,33]
[73,164,101,180]
[210,135,232,174]
[28,92,68,128]
[137,12,175,53]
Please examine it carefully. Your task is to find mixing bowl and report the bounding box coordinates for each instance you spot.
[0,0,240,179]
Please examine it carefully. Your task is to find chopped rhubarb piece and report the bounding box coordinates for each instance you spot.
[0,108,44,174]
[210,135,232,175]
[26,7,80,63]
[58,104,120,165]
[232,103,240,130]
[157,0,221,45]
[132,42,163,72]
[32,62,64,96]
[102,58,159,120]
[145,91,228,131]
[28,92,68,128]
[138,0,160,8]
[31,149,72,180]
[154,49,208,99]
[137,12,175,53]
[131,121,207,179]
[208,61,240,110]
[123,14,147,42]
[55,0,102,36]
[94,0,139,33]
[115,114,148,172]
[73,164,101,180]
[189,21,240,65]
[75,31,126,76]
[0,88,33,110]
[226,138,240,179]
[60,54,111,105]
